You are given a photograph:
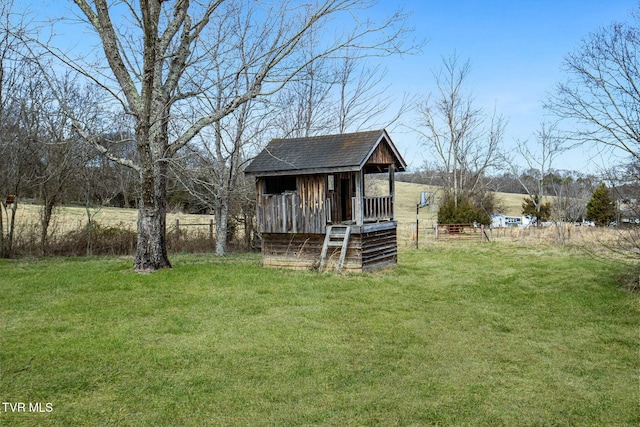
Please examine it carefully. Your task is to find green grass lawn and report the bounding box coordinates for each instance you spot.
[0,245,638,426]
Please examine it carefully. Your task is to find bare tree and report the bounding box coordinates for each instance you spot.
[505,121,568,223]
[416,54,506,209]
[548,8,640,281]
[95,126,139,209]
[275,49,413,138]
[272,24,336,138]
[30,74,99,255]
[0,0,36,258]
[550,173,592,223]
[548,7,640,162]
[334,55,412,134]
[175,87,264,257]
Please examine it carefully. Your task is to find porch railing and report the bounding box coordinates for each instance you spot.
[362,195,394,221]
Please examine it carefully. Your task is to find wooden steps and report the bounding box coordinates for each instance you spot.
[319,225,351,272]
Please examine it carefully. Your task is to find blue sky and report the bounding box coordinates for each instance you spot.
[19,0,638,173]
[382,0,638,172]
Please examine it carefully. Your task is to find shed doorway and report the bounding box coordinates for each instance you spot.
[337,174,354,223]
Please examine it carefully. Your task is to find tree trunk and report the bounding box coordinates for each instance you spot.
[133,6,171,272]
[214,198,229,257]
[133,102,172,271]
[243,210,254,250]
[134,164,171,271]
[121,180,131,208]
[6,198,17,258]
[40,196,56,256]
[85,205,93,257]
[135,205,170,271]
[0,201,4,258]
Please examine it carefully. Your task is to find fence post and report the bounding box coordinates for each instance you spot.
[435,223,439,240]
[416,203,419,249]
[209,219,214,241]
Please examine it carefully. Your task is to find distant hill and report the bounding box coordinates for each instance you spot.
[390,181,533,225]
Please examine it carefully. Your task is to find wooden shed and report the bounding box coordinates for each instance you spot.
[244,129,406,272]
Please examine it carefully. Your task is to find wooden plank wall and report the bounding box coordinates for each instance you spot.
[298,175,326,234]
[360,225,397,271]
[256,175,327,234]
[365,140,396,166]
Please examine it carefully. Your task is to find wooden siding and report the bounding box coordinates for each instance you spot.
[260,222,397,273]
[360,222,397,271]
[256,175,327,234]
[366,140,396,167]
[298,175,327,233]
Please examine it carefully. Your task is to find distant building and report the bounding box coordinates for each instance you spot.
[491,214,526,228]
[618,198,640,225]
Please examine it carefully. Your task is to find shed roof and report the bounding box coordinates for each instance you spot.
[244,129,406,177]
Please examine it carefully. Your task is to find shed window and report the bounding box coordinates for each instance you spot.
[264,176,297,194]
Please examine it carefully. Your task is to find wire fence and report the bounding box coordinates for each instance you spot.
[2,217,221,258]
[398,222,634,250]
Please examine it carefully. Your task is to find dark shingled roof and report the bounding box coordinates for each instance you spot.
[244,129,406,176]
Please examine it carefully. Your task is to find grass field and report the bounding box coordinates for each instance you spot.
[1,244,638,426]
[5,204,213,234]
[7,181,532,233]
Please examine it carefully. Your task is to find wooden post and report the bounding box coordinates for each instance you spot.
[389,164,395,220]
[291,193,297,233]
[209,219,214,240]
[351,196,356,222]
[354,171,364,225]
[416,203,419,249]
[255,179,262,233]
[281,195,287,232]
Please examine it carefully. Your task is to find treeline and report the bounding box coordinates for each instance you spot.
[398,164,640,225]
[398,168,600,196]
